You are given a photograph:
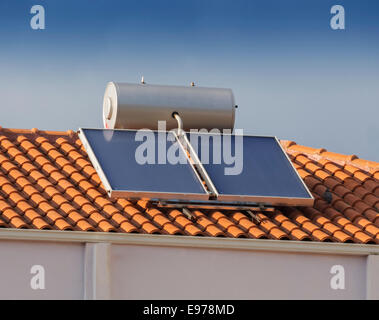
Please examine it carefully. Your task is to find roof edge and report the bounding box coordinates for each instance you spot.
[0,228,378,256]
[280,139,379,172]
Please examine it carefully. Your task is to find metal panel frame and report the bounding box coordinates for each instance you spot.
[78,128,209,201]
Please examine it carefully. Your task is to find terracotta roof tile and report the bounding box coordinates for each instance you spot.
[1,128,379,243]
[184,224,203,236]
[226,225,246,238]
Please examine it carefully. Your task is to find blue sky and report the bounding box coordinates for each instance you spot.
[0,0,378,160]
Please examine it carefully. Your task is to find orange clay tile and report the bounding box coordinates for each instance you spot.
[351,158,379,171]
[279,140,296,149]
[209,211,226,222]
[46,149,64,161]
[68,211,86,223]
[86,188,102,201]
[97,220,116,232]
[45,210,65,223]
[217,217,235,230]
[131,213,151,227]
[32,217,51,230]
[174,215,192,228]
[54,218,73,230]
[119,221,138,233]
[287,144,326,155]
[204,224,224,237]
[230,212,248,223]
[353,231,375,244]
[89,212,107,225]
[196,216,214,230]
[296,168,312,179]
[311,229,332,242]
[247,226,268,239]
[8,192,25,205]
[258,219,281,233]
[59,203,77,215]
[152,214,171,227]
[225,225,246,238]
[162,223,182,235]
[93,196,113,208]
[331,230,352,242]
[290,229,311,241]
[65,187,82,199]
[236,217,256,231]
[294,154,312,166]
[323,177,341,190]
[111,213,128,226]
[333,185,350,198]
[76,158,91,169]
[2,128,379,243]
[184,224,202,236]
[67,150,85,162]
[102,204,119,216]
[168,209,182,220]
[342,208,360,222]
[354,217,379,235]
[363,209,379,223]
[1,161,18,174]
[10,216,29,229]
[51,194,69,206]
[49,171,67,182]
[70,172,87,184]
[28,170,45,182]
[76,219,95,231]
[21,162,37,174]
[41,163,59,175]
[304,162,322,173]
[81,203,98,216]
[268,227,289,240]
[145,207,164,218]
[81,165,97,177]
[15,177,32,189]
[2,208,22,222]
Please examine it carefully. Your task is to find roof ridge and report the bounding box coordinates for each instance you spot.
[0,126,75,138]
[280,140,379,173]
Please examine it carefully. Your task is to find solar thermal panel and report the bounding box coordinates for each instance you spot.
[186,132,313,206]
[79,128,208,200]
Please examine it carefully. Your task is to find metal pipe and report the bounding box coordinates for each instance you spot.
[172,112,183,136]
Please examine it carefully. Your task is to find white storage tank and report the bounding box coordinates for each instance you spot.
[103,82,236,131]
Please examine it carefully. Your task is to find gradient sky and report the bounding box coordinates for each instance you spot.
[0,0,378,161]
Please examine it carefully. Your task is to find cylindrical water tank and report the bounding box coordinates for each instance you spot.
[103,82,236,131]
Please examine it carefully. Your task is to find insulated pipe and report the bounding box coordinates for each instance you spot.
[103,82,236,131]
[172,112,183,136]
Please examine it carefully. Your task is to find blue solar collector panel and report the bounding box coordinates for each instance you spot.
[79,128,208,200]
[186,132,313,206]
[79,128,313,207]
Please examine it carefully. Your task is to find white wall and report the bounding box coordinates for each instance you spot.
[111,245,366,299]
[0,241,84,299]
[0,232,375,299]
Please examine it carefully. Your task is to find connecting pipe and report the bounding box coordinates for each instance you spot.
[172,112,183,136]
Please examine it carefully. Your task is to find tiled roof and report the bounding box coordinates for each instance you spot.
[0,127,378,244]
